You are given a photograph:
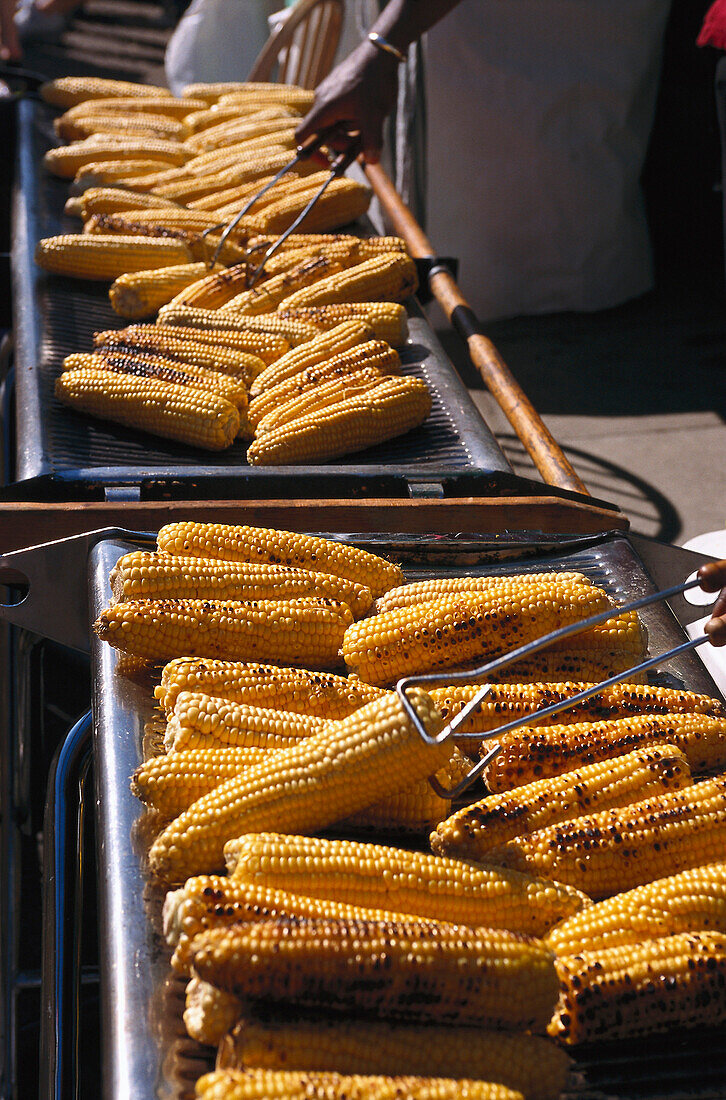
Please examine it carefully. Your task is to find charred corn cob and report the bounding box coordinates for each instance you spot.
[484,774,726,898]
[221,256,348,316]
[546,861,726,955]
[280,252,419,310]
[40,76,172,108]
[486,648,649,686]
[155,658,386,718]
[218,1018,571,1100]
[44,138,190,178]
[484,712,726,791]
[109,261,221,319]
[226,832,590,936]
[254,368,394,436]
[242,178,371,236]
[156,304,318,346]
[146,689,448,880]
[93,328,266,380]
[166,694,332,753]
[431,744,692,858]
[548,931,726,1045]
[79,187,182,218]
[278,303,409,347]
[195,1069,524,1100]
[376,572,591,614]
[62,351,248,409]
[109,552,372,616]
[97,322,288,365]
[35,234,193,280]
[342,582,612,687]
[169,263,262,311]
[247,376,432,466]
[185,976,242,1045]
[429,680,725,737]
[246,347,401,427]
[55,368,239,449]
[249,323,379,396]
[152,148,296,201]
[94,596,352,666]
[189,916,558,1031]
[155,521,404,597]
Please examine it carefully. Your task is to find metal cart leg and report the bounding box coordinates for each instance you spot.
[39,711,92,1100]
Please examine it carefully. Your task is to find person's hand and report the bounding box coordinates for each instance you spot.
[698,559,726,646]
[295,39,400,164]
[0,0,22,60]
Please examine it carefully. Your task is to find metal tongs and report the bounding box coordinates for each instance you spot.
[205,124,363,282]
[397,577,716,800]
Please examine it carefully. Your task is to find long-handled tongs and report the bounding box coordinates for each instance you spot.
[205,124,362,281]
[397,577,717,800]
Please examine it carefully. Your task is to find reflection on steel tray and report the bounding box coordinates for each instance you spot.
[84,530,725,1100]
[11,98,513,497]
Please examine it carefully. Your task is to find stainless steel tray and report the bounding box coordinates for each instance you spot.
[88,531,725,1100]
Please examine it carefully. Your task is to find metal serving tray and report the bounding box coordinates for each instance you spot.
[11,98,513,500]
[87,530,725,1100]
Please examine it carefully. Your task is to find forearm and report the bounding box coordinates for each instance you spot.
[371,0,464,53]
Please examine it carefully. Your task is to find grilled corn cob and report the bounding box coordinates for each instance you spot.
[71,158,172,190]
[155,522,404,597]
[484,774,726,898]
[62,95,205,119]
[431,744,692,858]
[36,234,193,280]
[546,861,726,955]
[195,1069,524,1100]
[94,328,266,381]
[215,84,315,107]
[55,111,188,142]
[166,694,332,752]
[185,976,242,1045]
[487,648,649,686]
[279,252,419,309]
[79,187,182,218]
[247,376,432,466]
[44,138,190,178]
[155,658,386,717]
[484,711,726,791]
[376,572,590,614]
[109,261,222,319]
[253,368,394,436]
[156,304,318,346]
[185,115,298,153]
[221,256,348,316]
[97,322,287,365]
[218,1018,571,1100]
[242,177,371,235]
[548,931,726,1045]
[249,323,379,396]
[342,582,612,686]
[94,596,352,666]
[189,916,558,1031]
[429,680,725,737]
[109,553,372,616]
[226,832,590,936]
[151,147,296,201]
[62,351,248,410]
[278,303,409,347]
[40,76,172,108]
[147,689,448,880]
[55,368,239,449]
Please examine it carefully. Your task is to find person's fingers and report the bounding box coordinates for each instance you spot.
[697,559,726,592]
[711,589,726,619]
[704,616,726,646]
[295,101,347,145]
[0,0,22,60]
[359,114,384,165]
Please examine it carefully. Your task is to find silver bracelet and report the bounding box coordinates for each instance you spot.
[368,31,407,64]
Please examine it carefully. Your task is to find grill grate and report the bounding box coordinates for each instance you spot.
[12,99,512,492]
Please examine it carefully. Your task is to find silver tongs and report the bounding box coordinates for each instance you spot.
[205,124,362,281]
[396,576,716,800]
